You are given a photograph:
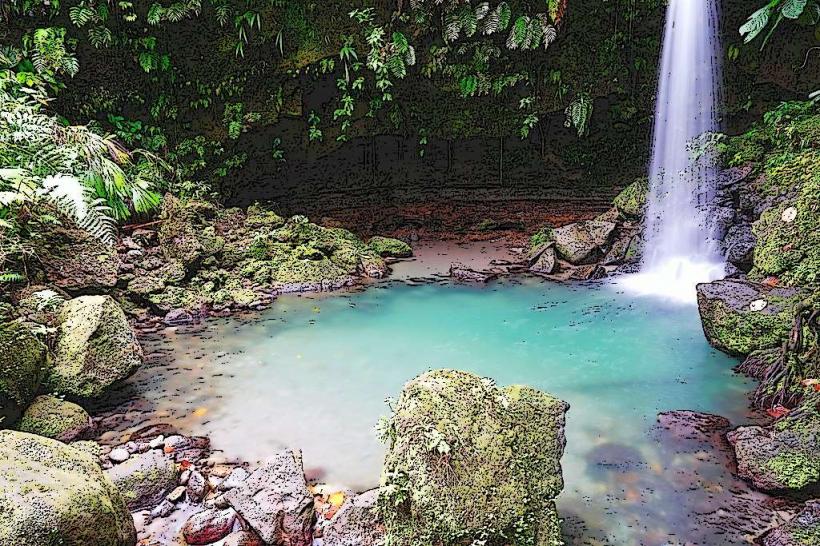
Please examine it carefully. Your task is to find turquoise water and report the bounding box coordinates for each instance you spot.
[109,276,758,545]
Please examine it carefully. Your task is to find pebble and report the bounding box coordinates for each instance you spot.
[150,499,175,519]
[182,508,237,545]
[187,470,207,503]
[208,475,223,490]
[149,435,166,449]
[109,448,130,463]
[167,486,187,503]
[179,469,191,485]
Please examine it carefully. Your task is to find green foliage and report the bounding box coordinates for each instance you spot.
[741,0,820,50]
[564,93,594,137]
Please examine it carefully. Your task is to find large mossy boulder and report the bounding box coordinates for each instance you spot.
[727,392,820,494]
[613,177,649,218]
[552,220,616,265]
[47,295,143,398]
[159,195,225,269]
[379,369,569,546]
[696,279,804,356]
[35,226,119,293]
[105,449,177,510]
[0,321,48,427]
[752,176,820,286]
[0,430,136,546]
[368,236,412,258]
[17,395,93,442]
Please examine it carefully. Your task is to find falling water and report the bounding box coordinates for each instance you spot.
[619,0,725,304]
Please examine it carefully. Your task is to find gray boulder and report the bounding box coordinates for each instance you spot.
[48,295,143,398]
[0,430,135,546]
[224,449,314,546]
[723,223,756,271]
[105,449,178,510]
[553,220,616,265]
[323,489,384,546]
[528,245,557,274]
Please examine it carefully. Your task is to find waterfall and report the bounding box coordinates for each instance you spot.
[619,0,725,304]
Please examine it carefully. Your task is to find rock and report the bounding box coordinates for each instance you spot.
[712,206,736,241]
[182,508,238,545]
[727,393,820,494]
[323,489,384,546]
[696,279,804,356]
[553,220,616,265]
[602,232,636,266]
[15,286,68,325]
[35,226,120,292]
[214,531,264,546]
[764,500,820,546]
[167,485,187,503]
[448,263,498,283]
[16,395,93,441]
[159,195,224,270]
[657,410,731,442]
[0,430,135,545]
[368,236,413,258]
[379,369,568,546]
[224,449,313,546]
[105,449,178,510]
[528,245,557,275]
[219,467,250,490]
[109,447,131,463]
[569,264,607,281]
[187,469,207,502]
[0,321,48,426]
[613,177,649,218]
[723,223,756,271]
[48,295,143,398]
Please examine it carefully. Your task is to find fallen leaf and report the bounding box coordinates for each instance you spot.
[328,491,346,507]
[179,460,192,470]
[192,407,208,417]
[164,445,175,454]
[767,405,791,419]
[762,276,780,287]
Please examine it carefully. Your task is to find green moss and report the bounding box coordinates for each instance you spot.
[612,177,649,218]
[529,226,554,254]
[368,236,413,258]
[16,395,90,441]
[703,299,795,355]
[245,204,285,230]
[0,322,49,427]
[379,369,568,546]
[762,451,820,490]
[158,195,225,269]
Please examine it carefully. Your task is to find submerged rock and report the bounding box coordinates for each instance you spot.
[379,369,568,546]
[765,500,820,546]
[48,295,143,398]
[223,449,313,546]
[323,489,384,546]
[696,279,803,356]
[0,321,48,426]
[368,236,413,258]
[728,393,820,494]
[0,430,135,546]
[16,395,92,441]
[105,448,178,510]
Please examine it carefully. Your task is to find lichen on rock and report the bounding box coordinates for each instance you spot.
[0,321,49,427]
[368,236,413,258]
[613,177,649,218]
[0,430,136,546]
[16,394,92,441]
[378,369,568,546]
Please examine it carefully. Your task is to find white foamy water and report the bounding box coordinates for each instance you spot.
[621,0,725,304]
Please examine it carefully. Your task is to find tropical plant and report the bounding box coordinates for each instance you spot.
[741,0,820,50]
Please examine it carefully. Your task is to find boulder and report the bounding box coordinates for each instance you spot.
[48,295,143,398]
[35,226,119,293]
[159,195,224,269]
[323,489,384,546]
[379,369,568,546]
[529,245,557,275]
[727,393,820,493]
[105,448,178,510]
[16,395,93,441]
[613,177,649,218]
[0,321,48,427]
[368,236,413,258]
[764,500,820,546]
[0,430,135,546]
[553,220,616,265]
[223,449,313,546]
[723,223,756,271]
[448,263,498,283]
[696,279,803,356]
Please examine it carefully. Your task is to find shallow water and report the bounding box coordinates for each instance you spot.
[102,270,765,545]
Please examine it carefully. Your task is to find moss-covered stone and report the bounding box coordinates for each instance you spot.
[368,236,413,258]
[379,369,568,546]
[613,177,649,218]
[47,295,143,399]
[244,204,285,230]
[529,226,554,256]
[159,194,225,269]
[696,279,803,356]
[764,500,820,546]
[16,395,92,442]
[105,449,177,511]
[0,321,48,427]
[34,226,120,293]
[0,430,136,546]
[751,173,820,286]
[727,392,820,494]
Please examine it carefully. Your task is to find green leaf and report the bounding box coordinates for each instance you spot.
[740,5,771,43]
[781,0,808,19]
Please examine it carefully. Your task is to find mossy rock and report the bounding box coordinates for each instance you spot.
[764,499,820,546]
[379,369,568,546]
[0,321,49,427]
[751,174,820,286]
[105,449,178,511]
[727,392,820,494]
[47,296,143,399]
[529,226,555,256]
[0,430,136,546]
[368,236,413,258]
[613,177,649,218]
[17,395,92,442]
[552,220,616,265]
[696,279,804,356]
[245,204,285,230]
[159,194,225,269]
[34,226,120,293]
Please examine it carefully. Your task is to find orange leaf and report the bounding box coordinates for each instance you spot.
[766,405,790,419]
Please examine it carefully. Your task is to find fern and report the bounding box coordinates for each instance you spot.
[740,5,772,44]
[564,93,593,137]
[507,16,530,49]
[0,272,24,284]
